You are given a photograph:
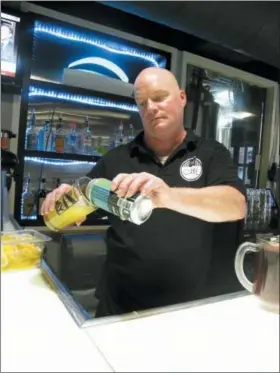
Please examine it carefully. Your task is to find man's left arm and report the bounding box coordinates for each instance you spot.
[166,143,246,222]
[112,142,246,223]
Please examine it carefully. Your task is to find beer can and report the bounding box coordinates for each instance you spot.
[86,178,153,225]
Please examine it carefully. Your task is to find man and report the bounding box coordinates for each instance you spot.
[41,67,246,317]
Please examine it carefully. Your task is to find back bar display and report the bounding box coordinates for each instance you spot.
[25,83,142,157]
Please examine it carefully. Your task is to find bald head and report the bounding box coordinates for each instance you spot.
[134,67,180,95]
[133,67,187,142]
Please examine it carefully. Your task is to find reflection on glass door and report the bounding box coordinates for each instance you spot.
[184,65,266,187]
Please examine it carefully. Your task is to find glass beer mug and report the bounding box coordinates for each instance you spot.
[235,234,279,313]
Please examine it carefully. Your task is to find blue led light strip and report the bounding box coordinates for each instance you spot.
[29,87,139,113]
[25,157,96,166]
[34,22,160,67]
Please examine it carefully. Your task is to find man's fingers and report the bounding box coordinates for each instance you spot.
[125,175,151,198]
[41,184,71,215]
[113,174,137,197]
[111,173,129,191]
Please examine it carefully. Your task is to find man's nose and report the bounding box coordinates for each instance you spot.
[146,99,157,113]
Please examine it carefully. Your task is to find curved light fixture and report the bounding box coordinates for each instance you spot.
[68,57,129,83]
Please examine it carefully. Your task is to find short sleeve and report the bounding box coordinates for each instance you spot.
[86,157,107,180]
[206,141,246,196]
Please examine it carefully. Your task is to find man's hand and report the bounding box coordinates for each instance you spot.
[40,184,86,226]
[111,172,171,208]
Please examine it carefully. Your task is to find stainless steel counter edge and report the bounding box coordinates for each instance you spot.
[41,259,91,328]
[40,259,249,329]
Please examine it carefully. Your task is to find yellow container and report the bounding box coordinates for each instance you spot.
[43,176,97,231]
[1,229,51,271]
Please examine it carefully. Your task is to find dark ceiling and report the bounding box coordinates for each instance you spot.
[101,1,280,69]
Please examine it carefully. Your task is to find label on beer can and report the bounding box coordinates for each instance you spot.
[87,178,153,224]
[90,182,134,220]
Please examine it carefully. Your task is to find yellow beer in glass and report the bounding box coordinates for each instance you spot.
[44,177,96,231]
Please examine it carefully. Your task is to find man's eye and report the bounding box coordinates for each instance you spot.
[154,95,165,102]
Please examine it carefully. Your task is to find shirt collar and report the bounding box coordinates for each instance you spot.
[129,129,200,156]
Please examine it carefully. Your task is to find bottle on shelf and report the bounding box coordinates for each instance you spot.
[81,116,93,155]
[38,119,54,151]
[124,123,135,143]
[67,122,78,154]
[96,136,104,155]
[56,177,61,189]
[37,177,47,214]
[51,177,61,192]
[21,173,37,218]
[114,121,124,148]
[25,108,39,150]
[54,114,65,153]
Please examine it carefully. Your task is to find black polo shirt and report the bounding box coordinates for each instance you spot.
[87,131,245,311]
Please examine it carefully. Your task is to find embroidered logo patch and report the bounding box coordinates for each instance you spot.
[180,157,203,181]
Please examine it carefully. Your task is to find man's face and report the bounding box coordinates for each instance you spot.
[134,72,186,138]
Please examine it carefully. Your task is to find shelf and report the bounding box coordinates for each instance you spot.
[23,150,101,163]
[19,214,109,228]
[29,78,137,106]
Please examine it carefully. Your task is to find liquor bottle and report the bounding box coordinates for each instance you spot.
[37,177,47,213]
[124,123,135,143]
[54,114,65,153]
[114,121,124,147]
[38,120,54,151]
[81,116,93,155]
[25,109,38,150]
[51,177,61,192]
[21,174,37,218]
[67,122,78,154]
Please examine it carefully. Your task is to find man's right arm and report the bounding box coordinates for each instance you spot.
[41,157,108,222]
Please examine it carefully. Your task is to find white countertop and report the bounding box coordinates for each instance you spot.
[1,268,279,372]
[1,269,112,373]
[86,294,280,372]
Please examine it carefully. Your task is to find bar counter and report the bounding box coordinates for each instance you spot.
[1,265,279,372]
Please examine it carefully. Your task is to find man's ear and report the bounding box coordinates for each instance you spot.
[180,90,187,107]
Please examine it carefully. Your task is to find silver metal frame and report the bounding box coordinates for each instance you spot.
[180,52,279,188]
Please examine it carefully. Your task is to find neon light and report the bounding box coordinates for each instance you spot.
[68,57,129,83]
[20,215,37,220]
[28,87,139,113]
[34,21,161,67]
[25,157,96,166]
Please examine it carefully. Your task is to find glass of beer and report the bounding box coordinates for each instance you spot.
[235,234,279,313]
[44,177,97,231]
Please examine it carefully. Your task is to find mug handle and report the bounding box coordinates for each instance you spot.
[234,242,260,292]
